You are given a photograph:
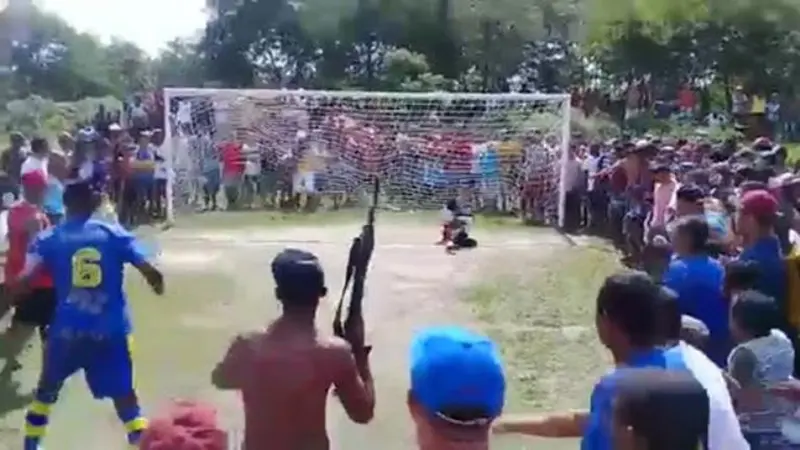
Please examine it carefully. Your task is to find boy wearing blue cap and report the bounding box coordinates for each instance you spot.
[211,248,375,450]
[408,326,505,449]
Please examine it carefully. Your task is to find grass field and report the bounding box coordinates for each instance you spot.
[0,211,618,449]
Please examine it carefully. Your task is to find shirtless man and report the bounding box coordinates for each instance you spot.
[211,248,375,449]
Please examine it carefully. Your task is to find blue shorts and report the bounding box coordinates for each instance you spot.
[40,334,136,399]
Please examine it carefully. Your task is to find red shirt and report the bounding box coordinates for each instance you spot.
[5,201,52,288]
[221,142,245,176]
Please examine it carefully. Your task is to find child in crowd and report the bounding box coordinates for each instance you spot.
[728,290,796,447]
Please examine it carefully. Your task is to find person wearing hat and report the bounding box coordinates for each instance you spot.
[211,248,375,450]
[409,326,505,449]
[738,189,787,303]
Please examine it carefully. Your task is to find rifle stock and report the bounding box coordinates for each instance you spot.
[333,177,380,338]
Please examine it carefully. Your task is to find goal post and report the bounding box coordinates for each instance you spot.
[161,88,572,227]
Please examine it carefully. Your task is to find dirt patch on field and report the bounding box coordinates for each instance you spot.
[152,224,572,449]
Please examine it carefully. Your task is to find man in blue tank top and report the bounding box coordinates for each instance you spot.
[13,169,164,450]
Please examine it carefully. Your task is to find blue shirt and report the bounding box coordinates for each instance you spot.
[29,217,148,336]
[43,176,64,216]
[740,236,787,307]
[663,255,728,343]
[581,347,688,450]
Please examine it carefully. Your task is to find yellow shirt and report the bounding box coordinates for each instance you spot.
[751,96,766,114]
[497,140,522,157]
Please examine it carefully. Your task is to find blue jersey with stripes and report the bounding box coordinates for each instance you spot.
[29,217,148,336]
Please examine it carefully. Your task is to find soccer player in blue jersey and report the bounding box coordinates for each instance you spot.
[13,171,164,450]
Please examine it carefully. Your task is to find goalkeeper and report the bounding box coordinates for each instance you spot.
[438,198,478,251]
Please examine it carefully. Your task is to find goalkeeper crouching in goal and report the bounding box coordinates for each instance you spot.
[438,198,478,252]
[11,171,165,450]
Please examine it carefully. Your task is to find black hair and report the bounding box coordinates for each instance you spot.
[445,199,458,212]
[614,368,709,450]
[63,182,100,217]
[731,290,779,339]
[30,136,48,154]
[271,249,327,309]
[672,215,710,253]
[596,271,662,347]
[656,287,681,341]
[724,260,761,293]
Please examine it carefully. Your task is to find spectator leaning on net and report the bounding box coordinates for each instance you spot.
[408,326,505,450]
[211,248,375,450]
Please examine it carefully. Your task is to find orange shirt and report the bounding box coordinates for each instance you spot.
[5,201,52,288]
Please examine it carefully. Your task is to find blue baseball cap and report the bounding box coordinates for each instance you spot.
[410,326,505,425]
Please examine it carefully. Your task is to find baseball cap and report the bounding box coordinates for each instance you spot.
[410,326,505,425]
[271,248,325,293]
[21,170,47,189]
[675,184,705,203]
[739,189,778,219]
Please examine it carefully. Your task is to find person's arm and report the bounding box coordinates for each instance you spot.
[332,340,375,424]
[728,346,758,387]
[211,334,250,390]
[9,231,49,298]
[492,411,588,437]
[115,225,164,295]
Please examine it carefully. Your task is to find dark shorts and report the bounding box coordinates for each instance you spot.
[13,288,56,328]
[41,334,136,399]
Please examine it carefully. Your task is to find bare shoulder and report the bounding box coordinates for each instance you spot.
[320,334,353,355]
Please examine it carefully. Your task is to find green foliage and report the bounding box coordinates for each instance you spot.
[0,96,121,137]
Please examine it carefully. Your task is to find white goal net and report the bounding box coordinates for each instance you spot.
[161,88,572,225]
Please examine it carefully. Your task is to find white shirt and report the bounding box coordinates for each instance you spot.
[21,154,48,177]
[153,146,169,180]
[582,155,601,191]
[679,342,750,450]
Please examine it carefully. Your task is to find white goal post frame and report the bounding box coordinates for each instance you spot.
[161,88,572,228]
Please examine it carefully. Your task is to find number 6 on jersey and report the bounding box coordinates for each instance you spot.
[72,247,102,288]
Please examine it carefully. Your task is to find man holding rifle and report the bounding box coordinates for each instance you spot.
[211,248,375,449]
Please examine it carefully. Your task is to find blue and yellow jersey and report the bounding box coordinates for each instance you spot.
[29,217,148,336]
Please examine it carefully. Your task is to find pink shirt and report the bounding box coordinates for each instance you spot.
[651,178,677,227]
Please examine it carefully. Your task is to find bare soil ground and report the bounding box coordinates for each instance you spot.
[0,216,617,449]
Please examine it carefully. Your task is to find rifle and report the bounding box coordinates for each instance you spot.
[333,177,379,342]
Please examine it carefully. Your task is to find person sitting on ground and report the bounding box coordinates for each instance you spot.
[611,368,710,450]
[438,198,477,251]
[139,401,227,450]
[211,248,375,450]
[408,326,505,450]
